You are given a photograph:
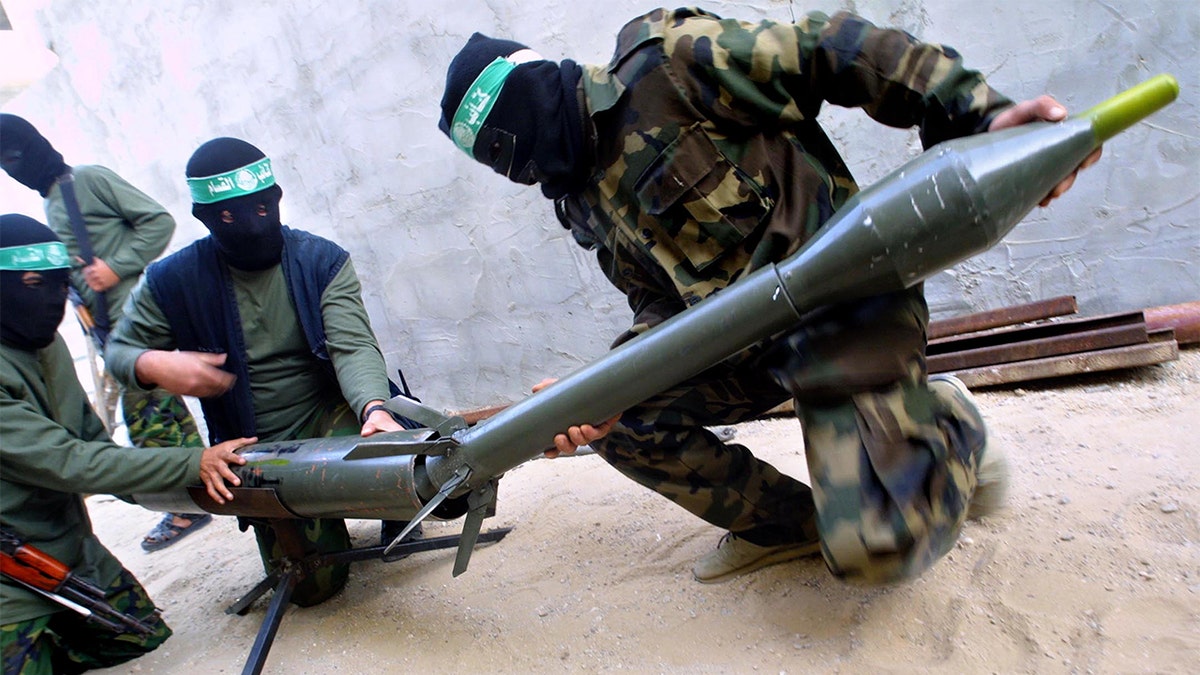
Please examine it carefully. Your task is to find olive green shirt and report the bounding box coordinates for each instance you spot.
[1,336,202,624]
[44,165,175,324]
[105,259,390,442]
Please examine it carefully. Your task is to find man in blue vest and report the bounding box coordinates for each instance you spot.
[105,137,411,606]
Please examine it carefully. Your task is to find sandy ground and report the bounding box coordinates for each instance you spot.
[85,348,1199,674]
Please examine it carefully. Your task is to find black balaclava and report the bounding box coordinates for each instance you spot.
[0,114,70,197]
[186,137,285,271]
[0,213,71,351]
[439,33,587,200]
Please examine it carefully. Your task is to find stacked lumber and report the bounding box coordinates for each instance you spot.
[928,297,1198,388]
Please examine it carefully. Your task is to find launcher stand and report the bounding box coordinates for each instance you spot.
[225,526,512,675]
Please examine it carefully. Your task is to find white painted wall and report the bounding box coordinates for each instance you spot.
[2,0,1197,410]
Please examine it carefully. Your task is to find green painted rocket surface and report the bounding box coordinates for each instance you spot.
[776,74,1181,310]
[132,75,1179,573]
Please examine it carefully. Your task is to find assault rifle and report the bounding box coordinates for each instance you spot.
[0,529,156,636]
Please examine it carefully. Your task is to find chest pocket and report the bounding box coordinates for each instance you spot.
[633,124,770,272]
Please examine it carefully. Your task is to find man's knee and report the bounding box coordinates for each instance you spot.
[803,382,979,585]
[819,515,965,585]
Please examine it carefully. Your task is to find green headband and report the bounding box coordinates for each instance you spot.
[187,157,276,204]
[450,56,518,155]
[0,242,71,271]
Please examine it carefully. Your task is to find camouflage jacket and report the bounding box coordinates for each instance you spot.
[557,7,1013,345]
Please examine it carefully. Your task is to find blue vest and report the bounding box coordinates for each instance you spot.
[144,226,348,443]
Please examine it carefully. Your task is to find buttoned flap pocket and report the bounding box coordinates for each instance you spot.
[634,124,768,272]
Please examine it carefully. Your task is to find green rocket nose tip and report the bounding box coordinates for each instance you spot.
[1082,74,1180,144]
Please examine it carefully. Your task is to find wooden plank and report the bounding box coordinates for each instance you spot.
[928,311,1146,354]
[929,295,1077,339]
[928,323,1149,372]
[951,340,1179,388]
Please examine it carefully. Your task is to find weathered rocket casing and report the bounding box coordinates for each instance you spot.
[132,75,1178,554]
[134,428,472,521]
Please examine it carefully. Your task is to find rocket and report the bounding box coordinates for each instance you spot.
[133,75,1179,576]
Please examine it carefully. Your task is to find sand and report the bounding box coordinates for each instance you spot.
[87,349,1199,674]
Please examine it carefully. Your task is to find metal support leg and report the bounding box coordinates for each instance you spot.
[225,571,283,616]
[240,570,297,675]
[226,527,513,674]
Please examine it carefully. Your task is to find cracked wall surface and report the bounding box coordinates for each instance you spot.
[2,0,1196,410]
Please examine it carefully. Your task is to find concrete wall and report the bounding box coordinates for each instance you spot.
[2,0,1196,411]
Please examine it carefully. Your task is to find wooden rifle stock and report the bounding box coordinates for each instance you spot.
[0,530,156,636]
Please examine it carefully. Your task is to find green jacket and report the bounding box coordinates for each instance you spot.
[0,336,202,624]
[44,165,176,325]
[558,8,1013,345]
[105,258,391,442]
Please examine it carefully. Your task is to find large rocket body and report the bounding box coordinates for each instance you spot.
[134,430,452,520]
[132,77,1179,543]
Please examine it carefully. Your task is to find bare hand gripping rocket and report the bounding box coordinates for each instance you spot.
[133,75,1179,575]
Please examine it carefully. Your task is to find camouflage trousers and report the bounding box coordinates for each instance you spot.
[0,568,171,675]
[121,386,203,449]
[591,286,987,584]
[123,388,207,524]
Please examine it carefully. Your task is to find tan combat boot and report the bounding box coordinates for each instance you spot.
[692,532,822,584]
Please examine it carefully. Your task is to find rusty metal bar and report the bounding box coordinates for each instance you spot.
[1147,327,1176,343]
[929,295,1077,339]
[928,323,1148,373]
[1144,301,1200,345]
[454,404,512,426]
[952,339,1179,388]
[928,311,1146,354]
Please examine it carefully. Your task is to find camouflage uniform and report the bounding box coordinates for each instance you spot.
[556,8,1010,583]
[123,386,202,449]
